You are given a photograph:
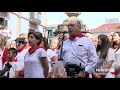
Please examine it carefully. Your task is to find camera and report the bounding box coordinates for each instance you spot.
[0,62,12,78]
[65,63,84,76]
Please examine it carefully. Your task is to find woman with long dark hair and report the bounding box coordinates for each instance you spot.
[112,32,120,78]
[93,34,115,78]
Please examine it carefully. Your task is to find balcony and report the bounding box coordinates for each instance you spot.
[29,12,41,25]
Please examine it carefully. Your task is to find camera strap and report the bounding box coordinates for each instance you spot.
[7,71,9,78]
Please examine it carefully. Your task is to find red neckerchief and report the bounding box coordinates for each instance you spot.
[28,45,40,55]
[18,45,26,52]
[24,44,30,49]
[9,59,18,62]
[69,33,85,41]
[114,45,119,49]
[113,41,119,49]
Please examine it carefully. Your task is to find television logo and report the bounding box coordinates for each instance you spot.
[95,68,115,78]
[95,68,109,74]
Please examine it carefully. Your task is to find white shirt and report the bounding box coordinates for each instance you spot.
[60,37,98,74]
[47,49,57,72]
[16,48,29,70]
[0,50,3,70]
[3,60,21,78]
[96,48,115,78]
[0,47,6,70]
[24,48,47,78]
[112,49,120,78]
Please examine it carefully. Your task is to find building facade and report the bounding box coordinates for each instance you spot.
[45,24,58,45]
[91,18,120,35]
[0,12,46,41]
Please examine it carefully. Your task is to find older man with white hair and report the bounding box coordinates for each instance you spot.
[59,20,98,78]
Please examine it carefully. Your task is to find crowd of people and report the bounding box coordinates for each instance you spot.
[0,20,120,78]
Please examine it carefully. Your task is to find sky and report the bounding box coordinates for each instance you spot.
[42,12,120,29]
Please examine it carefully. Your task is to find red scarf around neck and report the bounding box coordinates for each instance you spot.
[28,45,41,55]
[9,59,18,62]
[69,33,84,41]
[114,45,119,49]
[18,45,26,53]
[113,41,119,49]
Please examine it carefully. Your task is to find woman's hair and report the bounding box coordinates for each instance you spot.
[41,37,49,50]
[28,31,43,45]
[96,34,111,60]
[112,32,120,52]
[0,35,7,50]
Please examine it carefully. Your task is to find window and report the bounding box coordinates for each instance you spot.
[30,12,41,22]
[30,12,34,19]
[0,17,8,27]
[48,30,53,37]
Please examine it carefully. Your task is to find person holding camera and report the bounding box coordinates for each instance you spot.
[59,20,98,78]
[2,48,21,78]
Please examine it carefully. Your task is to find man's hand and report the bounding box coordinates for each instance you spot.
[56,67,67,78]
[77,71,86,78]
[5,62,12,69]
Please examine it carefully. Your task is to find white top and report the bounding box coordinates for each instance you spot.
[96,48,115,78]
[3,61,21,78]
[112,49,120,78]
[47,49,57,72]
[60,37,98,74]
[0,50,3,70]
[0,47,5,70]
[16,48,29,70]
[24,48,47,78]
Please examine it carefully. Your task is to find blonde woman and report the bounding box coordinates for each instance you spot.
[0,35,8,70]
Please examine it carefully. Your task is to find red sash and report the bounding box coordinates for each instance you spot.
[2,47,8,65]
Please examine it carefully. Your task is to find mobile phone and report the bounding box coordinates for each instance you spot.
[52,61,64,77]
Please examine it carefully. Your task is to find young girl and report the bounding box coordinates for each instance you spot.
[24,31,49,78]
[47,38,59,73]
[2,48,21,78]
